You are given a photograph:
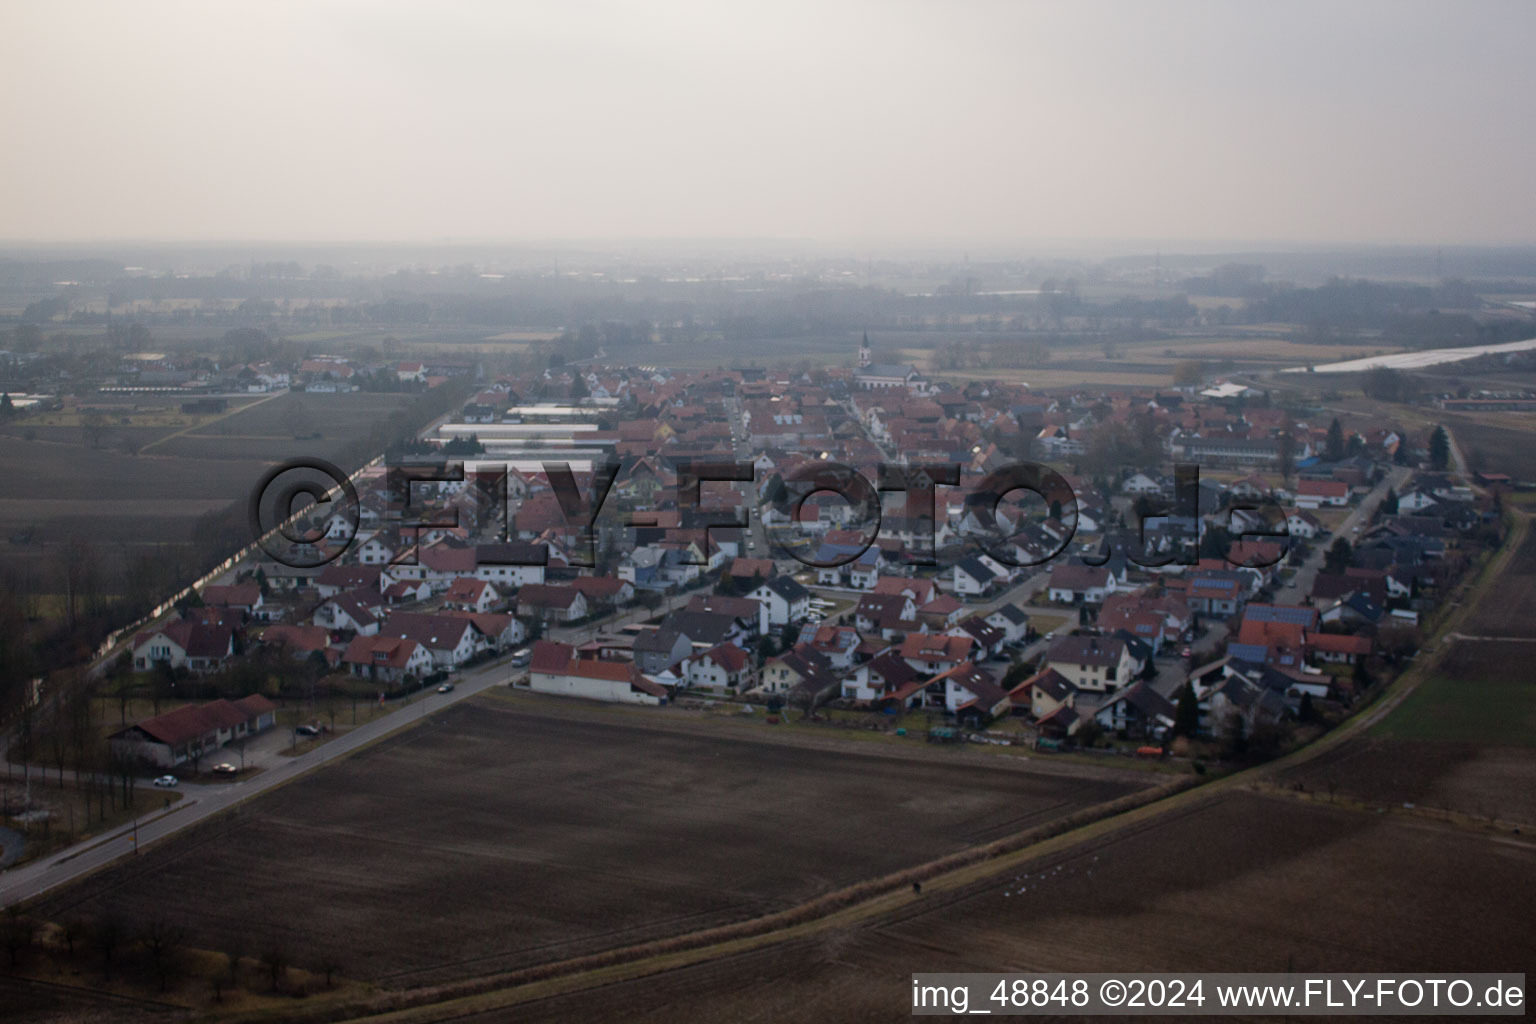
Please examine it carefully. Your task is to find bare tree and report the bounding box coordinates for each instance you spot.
[81,409,109,449]
[140,916,187,992]
[210,950,231,1002]
[48,718,70,786]
[261,946,289,993]
[93,914,126,980]
[2,906,32,967]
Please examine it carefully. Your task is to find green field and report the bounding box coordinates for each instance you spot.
[1374,643,1536,746]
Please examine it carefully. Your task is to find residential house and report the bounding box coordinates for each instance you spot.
[315,564,381,599]
[984,603,1030,644]
[517,584,589,623]
[473,541,548,588]
[685,643,755,692]
[1295,479,1350,509]
[952,554,1007,597]
[633,627,693,675]
[842,651,921,704]
[526,641,667,705]
[378,612,484,671]
[759,644,838,697]
[444,577,500,614]
[1093,681,1175,740]
[1045,635,1135,692]
[1047,563,1110,604]
[312,589,383,636]
[1007,667,1077,720]
[108,695,277,768]
[747,575,811,627]
[926,662,1011,724]
[342,635,434,684]
[899,633,974,675]
[130,622,236,674]
[201,583,266,620]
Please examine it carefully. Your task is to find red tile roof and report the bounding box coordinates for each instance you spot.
[341,635,424,669]
[119,696,274,748]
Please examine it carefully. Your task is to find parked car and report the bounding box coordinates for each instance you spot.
[295,724,321,737]
[509,647,532,668]
[153,775,178,788]
[1181,646,1193,659]
[211,763,238,776]
[437,682,455,693]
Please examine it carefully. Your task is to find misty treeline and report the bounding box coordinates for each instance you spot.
[7,252,1531,359]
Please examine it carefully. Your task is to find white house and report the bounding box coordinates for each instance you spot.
[341,635,434,684]
[1295,479,1350,509]
[473,542,548,588]
[684,644,755,692]
[527,641,666,705]
[313,590,382,635]
[747,575,811,627]
[130,622,235,674]
[378,612,483,670]
[952,554,1008,597]
[1045,635,1136,692]
[1047,564,1110,604]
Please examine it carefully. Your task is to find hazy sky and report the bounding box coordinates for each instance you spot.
[3,0,1534,245]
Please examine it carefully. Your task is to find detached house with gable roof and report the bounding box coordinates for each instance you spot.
[1045,635,1136,692]
[342,635,434,684]
[130,622,236,674]
[746,575,811,627]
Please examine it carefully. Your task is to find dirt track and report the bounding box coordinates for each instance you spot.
[33,702,1144,989]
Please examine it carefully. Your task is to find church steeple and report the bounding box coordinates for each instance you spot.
[858,331,871,368]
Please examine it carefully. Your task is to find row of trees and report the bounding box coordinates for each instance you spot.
[2,905,339,998]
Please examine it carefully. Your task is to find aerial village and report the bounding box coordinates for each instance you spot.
[111,341,1506,771]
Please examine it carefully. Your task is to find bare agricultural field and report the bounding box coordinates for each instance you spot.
[1280,736,1536,824]
[1272,523,1536,823]
[501,793,1536,1022]
[1111,336,1404,366]
[1369,640,1536,748]
[870,792,1536,974]
[1441,414,1536,482]
[166,391,414,441]
[1460,522,1536,638]
[0,390,423,601]
[35,701,1145,989]
[938,367,1170,389]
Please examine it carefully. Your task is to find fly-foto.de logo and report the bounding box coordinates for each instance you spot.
[248,457,1290,572]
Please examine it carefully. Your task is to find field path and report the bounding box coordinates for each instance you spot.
[276,512,1534,1024]
[136,390,283,453]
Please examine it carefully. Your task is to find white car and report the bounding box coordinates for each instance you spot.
[153,775,178,788]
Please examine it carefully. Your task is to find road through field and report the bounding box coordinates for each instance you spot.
[300,513,1532,1024]
[0,653,519,909]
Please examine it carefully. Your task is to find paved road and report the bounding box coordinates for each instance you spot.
[1284,465,1411,602]
[0,652,520,910]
